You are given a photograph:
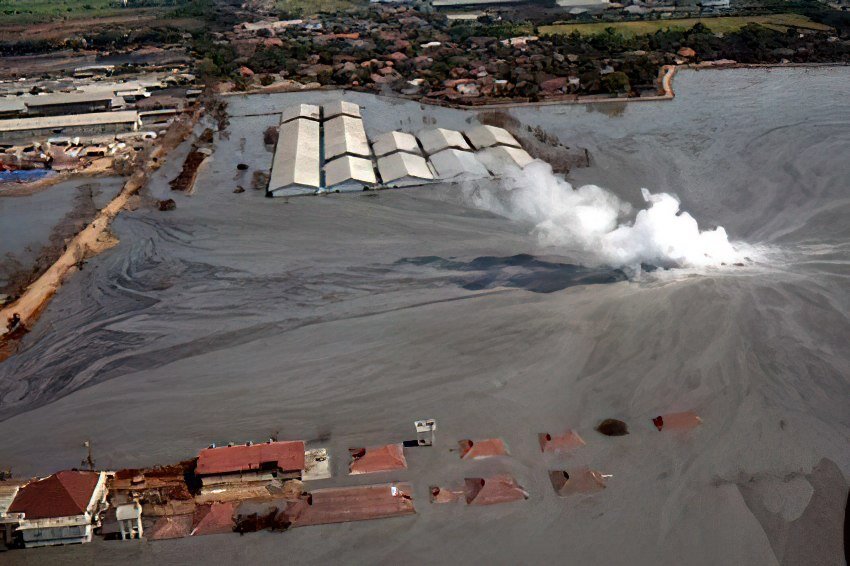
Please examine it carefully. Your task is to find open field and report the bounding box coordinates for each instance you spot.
[540,13,832,37]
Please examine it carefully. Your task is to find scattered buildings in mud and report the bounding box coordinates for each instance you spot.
[268,101,537,197]
[0,412,701,552]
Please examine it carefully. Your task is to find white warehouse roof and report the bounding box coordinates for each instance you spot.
[324,155,376,189]
[323,100,361,120]
[429,148,489,180]
[281,103,320,124]
[268,118,321,195]
[477,145,536,174]
[0,110,141,133]
[417,127,471,155]
[465,124,521,149]
[323,115,370,160]
[372,130,421,157]
[378,151,434,186]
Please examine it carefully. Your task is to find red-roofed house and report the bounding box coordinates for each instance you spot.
[195,441,306,493]
[7,470,107,548]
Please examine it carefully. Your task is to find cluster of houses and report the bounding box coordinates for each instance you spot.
[0,412,700,552]
[222,4,673,103]
[268,100,537,196]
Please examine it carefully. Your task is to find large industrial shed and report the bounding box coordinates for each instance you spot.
[324,155,376,191]
[280,103,320,124]
[417,127,471,155]
[324,115,370,161]
[377,151,434,186]
[477,145,537,174]
[0,111,141,144]
[429,148,490,180]
[465,125,521,150]
[323,100,361,120]
[267,118,321,196]
[372,131,422,157]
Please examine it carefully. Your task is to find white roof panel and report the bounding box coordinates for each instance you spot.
[281,103,320,124]
[429,148,489,180]
[268,118,321,195]
[324,155,376,188]
[465,124,521,149]
[323,100,361,119]
[378,151,434,185]
[476,145,536,174]
[323,115,370,160]
[372,130,421,157]
[0,110,140,133]
[416,127,470,155]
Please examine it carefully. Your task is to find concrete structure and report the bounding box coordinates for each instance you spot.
[7,471,107,548]
[0,481,26,548]
[417,127,471,155]
[476,145,536,174]
[324,155,377,190]
[465,125,521,150]
[377,151,434,186]
[372,130,422,157]
[0,111,141,144]
[115,502,143,540]
[324,115,370,161]
[268,118,321,196]
[323,100,361,120]
[428,148,489,180]
[281,103,320,124]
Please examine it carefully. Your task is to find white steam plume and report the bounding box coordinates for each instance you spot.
[464,161,745,270]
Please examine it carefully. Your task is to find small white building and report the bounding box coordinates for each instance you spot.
[416,127,471,155]
[115,502,143,540]
[7,471,107,548]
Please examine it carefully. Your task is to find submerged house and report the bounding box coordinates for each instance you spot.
[6,471,107,548]
[195,441,306,492]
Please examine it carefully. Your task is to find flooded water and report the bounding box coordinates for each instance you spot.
[0,68,848,565]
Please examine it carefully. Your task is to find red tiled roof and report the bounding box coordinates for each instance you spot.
[349,444,407,475]
[538,430,585,453]
[458,438,508,460]
[8,470,100,519]
[191,502,236,536]
[284,483,415,527]
[464,475,528,506]
[148,514,193,540]
[195,441,306,476]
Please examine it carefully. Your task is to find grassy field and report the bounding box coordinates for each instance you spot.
[0,0,187,25]
[539,13,832,37]
[275,0,367,17]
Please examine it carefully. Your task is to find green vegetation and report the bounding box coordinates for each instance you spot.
[0,0,189,25]
[274,0,367,18]
[540,14,831,38]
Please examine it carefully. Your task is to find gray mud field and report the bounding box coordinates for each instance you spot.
[0,68,848,565]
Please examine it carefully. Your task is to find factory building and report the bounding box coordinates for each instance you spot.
[323,100,361,120]
[377,151,434,186]
[280,103,320,124]
[22,92,119,117]
[465,125,521,150]
[429,148,490,179]
[372,130,422,157]
[323,114,371,161]
[0,111,141,145]
[268,117,321,196]
[324,155,377,191]
[417,127,471,155]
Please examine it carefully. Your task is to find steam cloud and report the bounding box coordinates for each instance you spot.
[464,161,745,271]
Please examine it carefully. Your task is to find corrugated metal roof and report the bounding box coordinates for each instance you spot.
[25,91,115,107]
[465,124,521,149]
[417,127,471,155]
[372,130,421,157]
[0,110,140,133]
[196,441,306,476]
[280,103,320,124]
[324,155,376,188]
[323,100,361,119]
[323,115,370,160]
[377,151,434,184]
[429,148,489,179]
[268,118,321,194]
[476,145,536,174]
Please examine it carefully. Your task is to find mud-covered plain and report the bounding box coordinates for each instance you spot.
[0,68,848,565]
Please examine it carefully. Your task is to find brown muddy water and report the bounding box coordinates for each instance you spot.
[0,68,848,565]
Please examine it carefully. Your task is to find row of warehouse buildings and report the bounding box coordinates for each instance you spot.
[268,100,537,197]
